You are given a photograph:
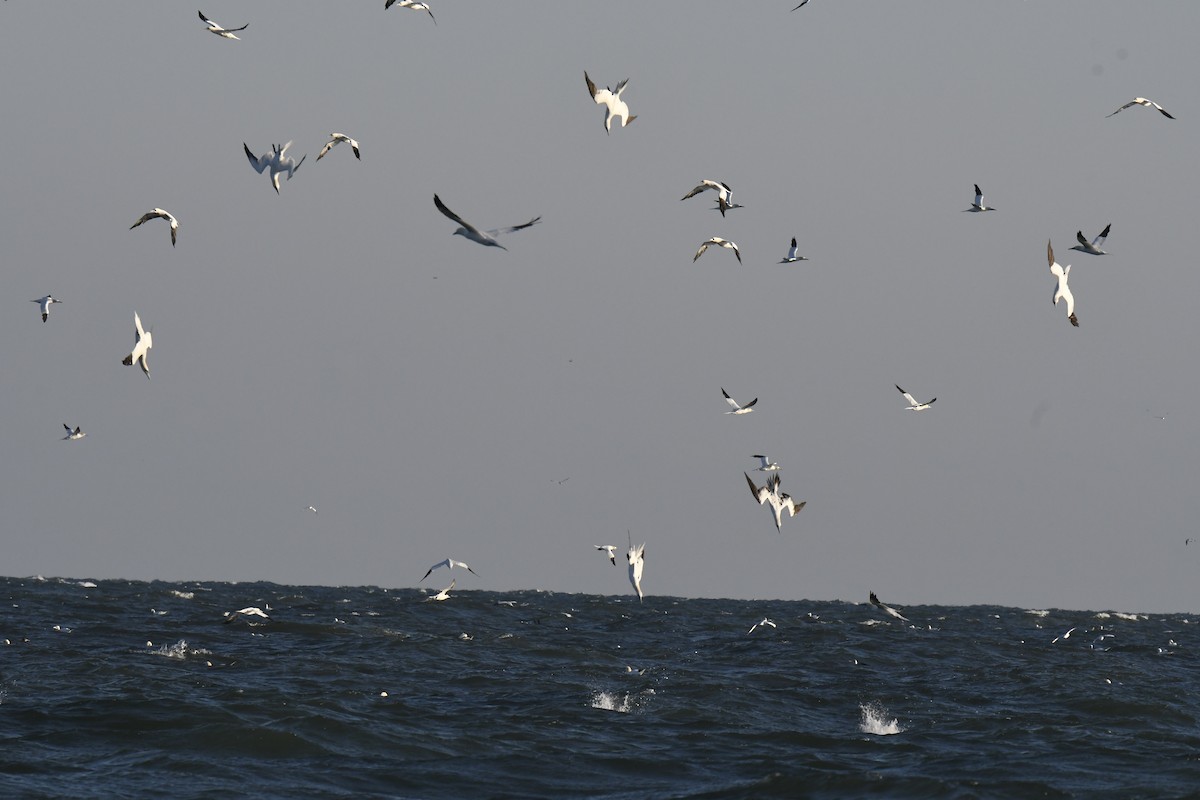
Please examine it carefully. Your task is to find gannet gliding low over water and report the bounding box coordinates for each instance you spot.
[420,558,479,582]
[779,237,808,263]
[681,180,735,217]
[694,237,741,264]
[384,0,436,22]
[199,10,247,39]
[744,472,806,532]
[722,388,757,415]
[223,607,270,623]
[748,618,777,634]
[62,424,86,441]
[965,184,996,212]
[626,534,646,601]
[244,141,307,194]
[896,385,935,411]
[122,312,153,379]
[129,208,178,247]
[426,580,455,602]
[584,71,636,134]
[753,455,780,472]
[1107,97,1174,119]
[32,294,62,323]
[433,194,541,249]
[316,133,361,161]
[1070,224,1111,256]
[869,591,909,622]
[595,545,617,565]
[1047,239,1079,328]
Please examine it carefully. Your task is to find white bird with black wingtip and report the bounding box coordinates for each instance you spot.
[1047,239,1079,328]
[420,558,479,583]
[584,71,637,134]
[1070,224,1110,256]
[32,294,62,323]
[244,141,307,194]
[199,10,247,39]
[316,133,361,162]
[722,388,757,415]
[130,208,178,247]
[896,385,935,411]
[779,237,808,263]
[433,194,541,250]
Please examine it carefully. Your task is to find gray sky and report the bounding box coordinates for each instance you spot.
[3,2,1197,613]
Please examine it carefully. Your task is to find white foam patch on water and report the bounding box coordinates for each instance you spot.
[859,702,903,735]
[1025,609,1050,617]
[590,688,654,714]
[149,639,211,659]
[169,590,195,600]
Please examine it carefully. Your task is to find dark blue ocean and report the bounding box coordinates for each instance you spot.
[2,576,1197,798]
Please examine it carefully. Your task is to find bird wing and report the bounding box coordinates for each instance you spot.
[1106,100,1136,117]
[723,389,740,410]
[584,71,598,100]
[1075,231,1089,248]
[1094,224,1111,246]
[612,77,630,96]
[316,140,336,160]
[680,183,712,201]
[1047,239,1056,268]
[745,472,769,505]
[896,385,918,406]
[244,143,270,173]
[433,194,483,237]
[488,217,541,236]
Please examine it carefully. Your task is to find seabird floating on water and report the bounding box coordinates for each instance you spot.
[244,141,307,194]
[744,472,806,532]
[753,455,780,472]
[1107,97,1174,120]
[681,180,735,217]
[32,294,62,323]
[122,312,153,379]
[694,237,741,264]
[1047,239,1079,328]
[779,237,808,263]
[199,10,247,39]
[1069,224,1110,256]
[896,385,935,411]
[722,388,757,415]
[129,208,178,247]
[965,184,996,212]
[433,194,541,250]
[316,133,361,161]
[62,424,86,441]
[595,545,617,565]
[869,591,909,622]
[385,0,435,22]
[420,557,479,583]
[584,71,637,134]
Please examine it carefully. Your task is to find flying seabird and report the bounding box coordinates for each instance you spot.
[420,557,479,583]
[869,591,909,622]
[744,472,806,532]
[626,534,646,601]
[384,0,435,22]
[223,607,270,623]
[791,0,810,8]
[1069,224,1111,256]
[779,237,809,263]
[681,180,735,217]
[748,618,777,634]
[62,424,86,441]
[752,455,780,472]
[244,141,307,194]
[122,311,153,379]
[306,506,318,515]
[199,10,247,39]
[595,545,617,565]
[1052,626,1077,644]
[426,580,455,602]
[1048,239,1079,328]
[433,194,541,249]
[129,208,179,247]
[694,237,741,264]
[896,385,935,411]
[965,184,996,212]
[1107,97,1174,119]
[722,388,757,415]
[32,294,62,323]
[584,71,637,134]
[316,133,361,161]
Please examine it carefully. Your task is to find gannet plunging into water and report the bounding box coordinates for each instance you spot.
[752,455,780,472]
[869,591,909,622]
[694,237,741,264]
[681,180,735,217]
[122,312,153,379]
[722,388,757,415]
[32,295,62,323]
[1107,97,1174,119]
[779,237,808,263]
[1069,224,1110,256]
[244,141,307,194]
[595,545,617,565]
[385,0,435,22]
[199,10,247,39]
[1048,239,1079,328]
[129,208,179,247]
[316,133,361,161]
[896,385,936,411]
[433,194,541,249]
[584,71,637,134]
[964,184,996,212]
[744,472,806,532]
[425,580,455,602]
[420,558,479,582]
[62,424,86,441]
[626,534,646,601]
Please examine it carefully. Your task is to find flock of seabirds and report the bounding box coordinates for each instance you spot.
[28,7,1181,632]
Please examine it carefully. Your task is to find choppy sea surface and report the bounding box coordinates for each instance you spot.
[2,576,1198,799]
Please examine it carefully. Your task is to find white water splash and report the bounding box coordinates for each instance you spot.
[859,702,903,735]
[150,639,211,660]
[590,688,654,714]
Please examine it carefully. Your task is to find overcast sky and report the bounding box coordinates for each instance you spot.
[2,2,1197,613]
